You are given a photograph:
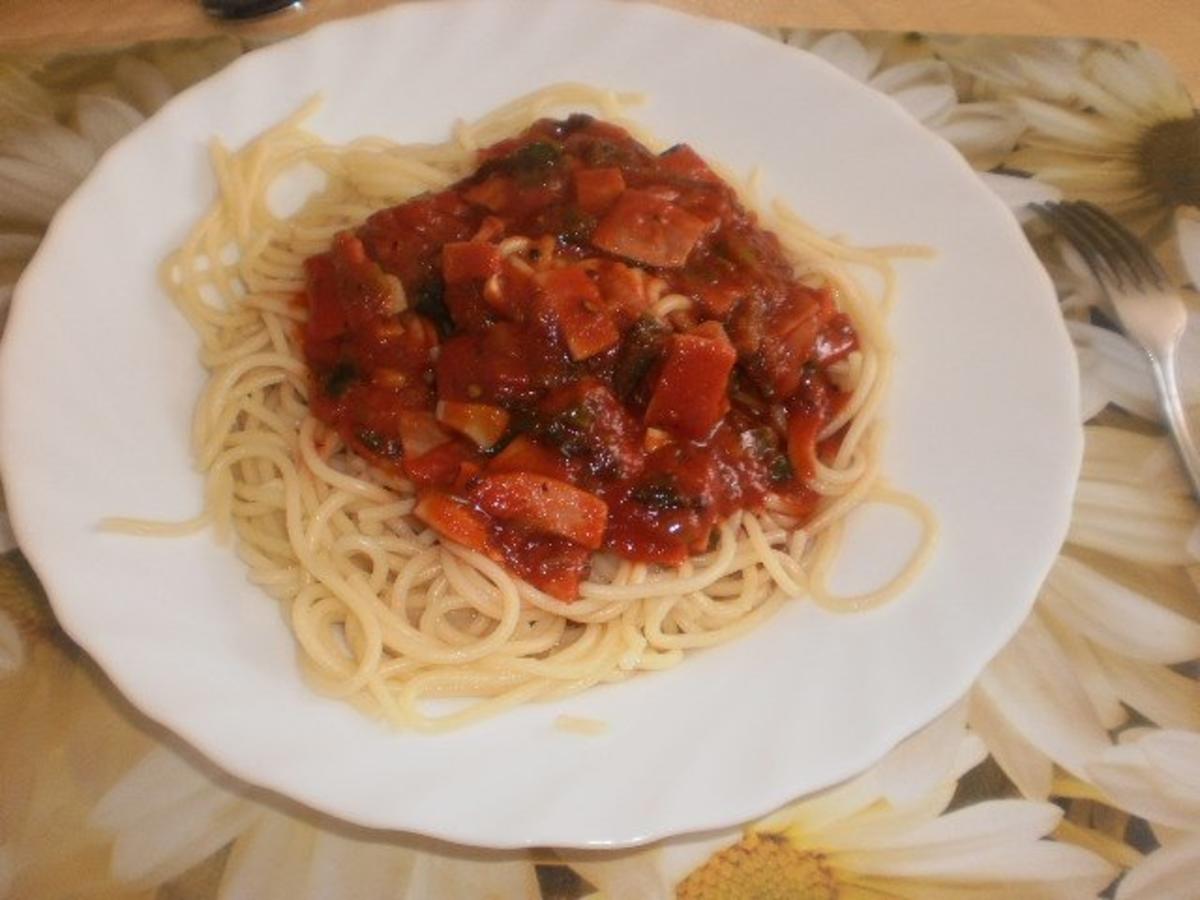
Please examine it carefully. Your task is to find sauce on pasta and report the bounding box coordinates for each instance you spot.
[302,116,859,600]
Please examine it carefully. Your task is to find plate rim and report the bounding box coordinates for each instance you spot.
[0,0,1081,849]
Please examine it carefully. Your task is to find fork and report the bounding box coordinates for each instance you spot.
[1033,200,1200,501]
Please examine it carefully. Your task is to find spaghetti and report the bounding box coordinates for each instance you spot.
[119,85,936,730]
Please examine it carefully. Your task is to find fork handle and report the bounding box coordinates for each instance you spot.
[1149,346,1200,503]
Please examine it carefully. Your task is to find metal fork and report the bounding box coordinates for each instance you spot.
[1033,200,1200,501]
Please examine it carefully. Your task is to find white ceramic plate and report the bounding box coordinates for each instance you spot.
[0,0,1079,849]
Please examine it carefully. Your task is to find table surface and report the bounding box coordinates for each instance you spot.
[2,0,1199,97]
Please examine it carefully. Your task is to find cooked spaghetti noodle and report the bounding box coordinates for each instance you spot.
[114,85,936,730]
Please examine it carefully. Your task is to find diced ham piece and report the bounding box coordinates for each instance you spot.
[536,267,619,361]
[645,322,737,440]
[470,473,608,550]
[414,492,490,553]
[442,241,502,283]
[592,189,710,268]
[573,166,626,213]
[436,400,510,448]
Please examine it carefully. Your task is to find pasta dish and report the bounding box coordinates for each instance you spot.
[120,85,935,730]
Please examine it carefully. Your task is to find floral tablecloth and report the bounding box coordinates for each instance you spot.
[2,24,1199,900]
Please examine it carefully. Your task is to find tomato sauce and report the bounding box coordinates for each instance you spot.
[302,116,858,600]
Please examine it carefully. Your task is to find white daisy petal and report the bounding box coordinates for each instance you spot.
[1088,46,1190,119]
[1117,833,1200,900]
[0,120,97,180]
[887,84,958,127]
[935,103,1025,162]
[977,172,1062,218]
[868,59,952,94]
[1175,208,1200,289]
[967,685,1055,800]
[0,59,55,124]
[0,232,41,261]
[1139,730,1200,795]
[1068,495,1197,567]
[975,613,1111,779]
[563,848,674,900]
[1039,613,1127,729]
[758,770,884,836]
[815,785,956,852]
[0,156,78,224]
[113,56,176,116]
[91,747,260,885]
[1065,72,1157,130]
[1017,97,1137,147]
[627,830,741,893]
[112,788,259,885]
[219,814,311,900]
[1078,360,1114,422]
[0,608,23,676]
[1089,737,1200,830]
[842,800,1062,856]
[1043,555,1200,662]
[303,829,420,900]
[91,747,219,828]
[73,93,145,156]
[805,32,882,83]
[1081,426,1192,492]
[145,38,242,92]
[1095,649,1200,730]
[1065,321,1172,422]
[0,508,16,553]
[843,835,1115,885]
[402,849,540,900]
[873,701,978,806]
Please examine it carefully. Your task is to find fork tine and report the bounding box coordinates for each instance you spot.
[1073,201,1168,290]
[1031,202,1118,287]
[1052,202,1142,288]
